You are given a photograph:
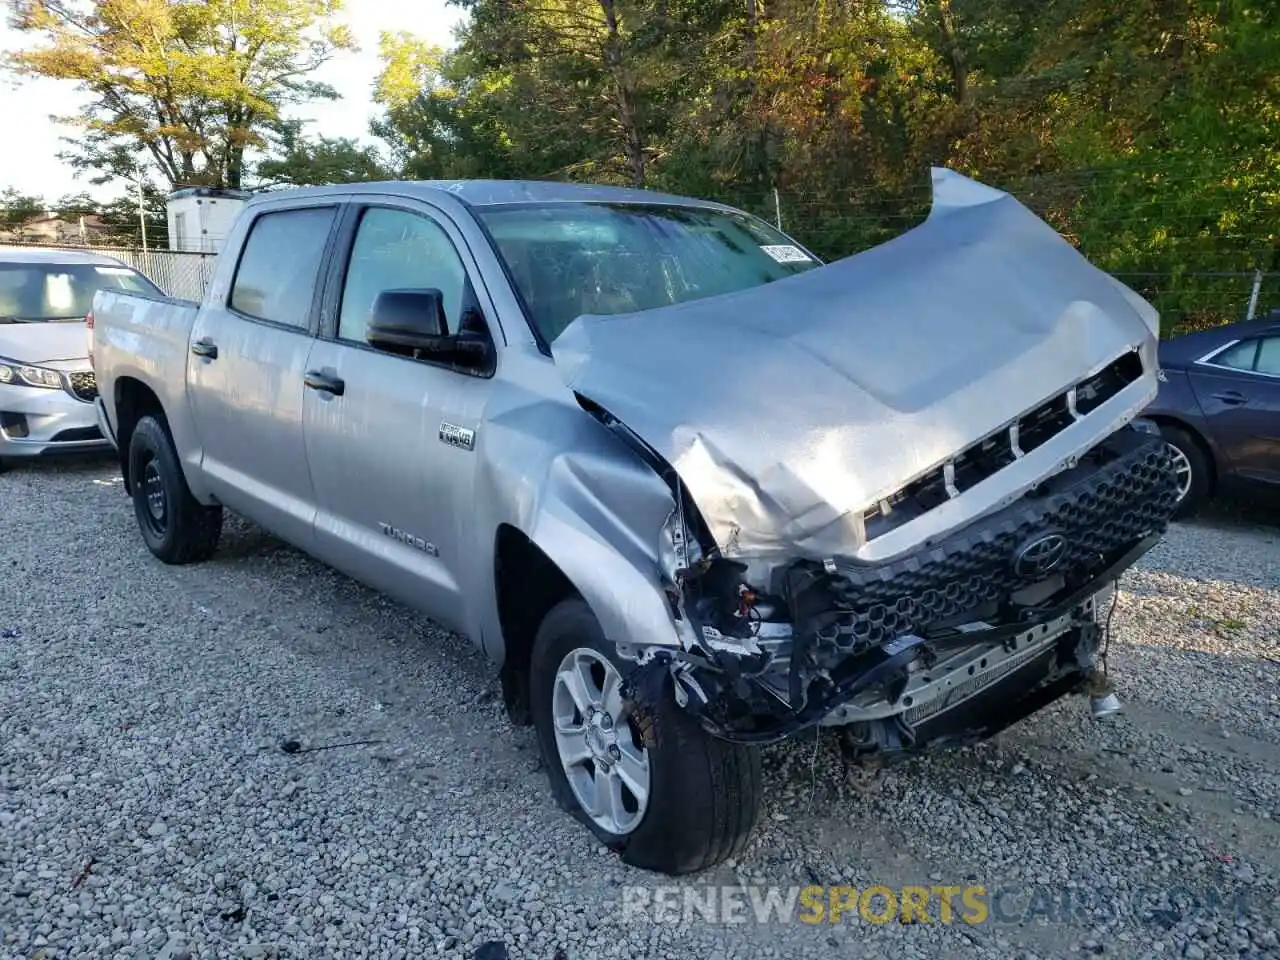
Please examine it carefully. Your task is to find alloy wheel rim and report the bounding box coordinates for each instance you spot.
[1166,443,1193,503]
[551,647,650,836]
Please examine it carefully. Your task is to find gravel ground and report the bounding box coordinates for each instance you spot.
[2,455,1279,960]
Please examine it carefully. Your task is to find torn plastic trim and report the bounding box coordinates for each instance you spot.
[852,349,1159,564]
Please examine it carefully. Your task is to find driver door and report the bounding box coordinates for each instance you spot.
[301,201,500,634]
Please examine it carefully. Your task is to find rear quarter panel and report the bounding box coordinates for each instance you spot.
[93,288,211,498]
[1145,366,1204,424]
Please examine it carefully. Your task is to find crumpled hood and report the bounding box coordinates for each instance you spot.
[0,320,88,365]
[551,168,1160,561]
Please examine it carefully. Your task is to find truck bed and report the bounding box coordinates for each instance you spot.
[91,288,203,477]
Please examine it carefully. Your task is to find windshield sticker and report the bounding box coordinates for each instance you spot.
[94,266,135,276]
[760,244,812,264]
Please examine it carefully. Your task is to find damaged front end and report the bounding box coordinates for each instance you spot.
[635,425,1178,757]
[555,168,1182,759]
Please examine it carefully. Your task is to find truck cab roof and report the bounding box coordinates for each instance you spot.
[249,179,738,211]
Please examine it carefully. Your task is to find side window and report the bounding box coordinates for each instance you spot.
[229,206,337,328]
[1209,339,1259,371]
[337,207,470,345]
[1256,337,1280,376]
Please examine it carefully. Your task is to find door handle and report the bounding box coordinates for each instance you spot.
[191,338,218,359]
[304,370,345,397]
[1211,390,1247,406]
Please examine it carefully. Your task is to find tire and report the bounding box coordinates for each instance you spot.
[0,457,9,475]
[1160,425,1210,518]
[128,414,222,564]
[530,597,762,875]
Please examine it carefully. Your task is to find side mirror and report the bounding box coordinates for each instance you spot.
[366,288,448,351]
[365,287,494,372]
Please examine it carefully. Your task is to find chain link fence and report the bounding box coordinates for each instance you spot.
[99,247,216,301]
[0,240,215,301]
[1110,270,1278,334]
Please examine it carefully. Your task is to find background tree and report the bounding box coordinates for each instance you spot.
[0,188,44,228]
[4,0,355,190]
[255,120,391,186]
[369,0,1278,331]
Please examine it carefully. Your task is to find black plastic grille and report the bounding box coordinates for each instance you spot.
[864,352,1145,539]
[48,426,103,443]
[790,432,1178,650]
[66,371,98,403]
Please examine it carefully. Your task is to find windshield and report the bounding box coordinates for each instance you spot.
[477,202,821,344]
[0,261,160,322]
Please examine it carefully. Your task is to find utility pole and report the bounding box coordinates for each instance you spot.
[136,174,148,253]
[1246,269,1263,321]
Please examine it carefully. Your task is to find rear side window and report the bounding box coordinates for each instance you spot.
[230,207,336,328]
[1208,340,1259,371]
[1256,336,1280,376]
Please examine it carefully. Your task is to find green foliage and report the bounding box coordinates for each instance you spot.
[0,184,169,246]
[372,0,1279,334]
[0,188,44,228]
[5,0,354,189]
[256,120,392,186]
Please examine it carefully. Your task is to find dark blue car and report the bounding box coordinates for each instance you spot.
[1140,315,1280,515]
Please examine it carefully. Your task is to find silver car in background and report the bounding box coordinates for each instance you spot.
[0,248,163,473]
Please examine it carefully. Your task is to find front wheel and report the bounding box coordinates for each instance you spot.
[530,597,762,875]
[128,414,223,564]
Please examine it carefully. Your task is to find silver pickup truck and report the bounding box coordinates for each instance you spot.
[91,171,1180,875]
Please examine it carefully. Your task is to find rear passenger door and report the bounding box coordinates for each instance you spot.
[186,201,341,550]
[301,200,501,634]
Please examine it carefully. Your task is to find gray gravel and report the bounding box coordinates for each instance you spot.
[2,455,1279,959]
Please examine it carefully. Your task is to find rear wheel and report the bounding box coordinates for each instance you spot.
[1160,425,1210,518]
[128,414,222,564]
[530,597,762,875]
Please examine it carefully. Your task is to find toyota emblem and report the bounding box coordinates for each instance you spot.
[1012,533,1069,579]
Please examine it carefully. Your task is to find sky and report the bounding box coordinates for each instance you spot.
[0,0,466,203]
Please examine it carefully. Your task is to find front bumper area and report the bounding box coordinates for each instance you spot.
[626,428,1179,752]
[0,379,109,459]
[781,428,1177,652]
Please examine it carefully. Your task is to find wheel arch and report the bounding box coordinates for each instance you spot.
[113,376,167,493]
[1144,413,1220,492]
[493,524,580,726]
[489,503,685,726]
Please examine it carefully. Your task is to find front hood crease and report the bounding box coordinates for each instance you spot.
[551,168,1160,562]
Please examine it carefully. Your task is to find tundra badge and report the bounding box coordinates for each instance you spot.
[378,522,439,556]
[438,422,476,451]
